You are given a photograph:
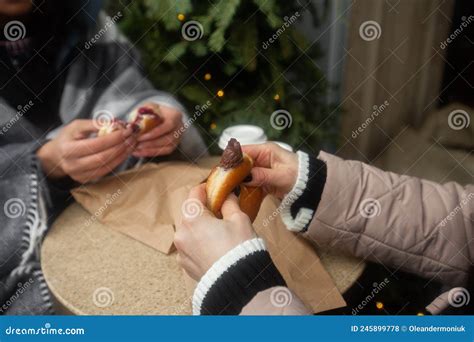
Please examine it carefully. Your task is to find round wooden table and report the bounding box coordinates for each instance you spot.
[42,204,365,315]
[41,158,365,315]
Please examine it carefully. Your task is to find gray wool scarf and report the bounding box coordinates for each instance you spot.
[0,12,207,315]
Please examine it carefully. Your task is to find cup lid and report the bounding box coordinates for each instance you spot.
[218,125,268,150]
[272,141,293,152]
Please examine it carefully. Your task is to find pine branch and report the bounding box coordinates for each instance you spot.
[252,0,282,28]
[228,17,258,71]
[144,0,192,30]
[207,0,241,52]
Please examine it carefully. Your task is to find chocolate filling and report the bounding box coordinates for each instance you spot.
[220,138,243,169]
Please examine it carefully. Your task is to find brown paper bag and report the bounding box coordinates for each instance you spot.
[255,196,347,312]
[72,161,346,313]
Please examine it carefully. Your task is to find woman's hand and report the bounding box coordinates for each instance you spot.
[37,119,137,183]
[174,184,256,280]
[132,103,183,158]
[242,143,298,199]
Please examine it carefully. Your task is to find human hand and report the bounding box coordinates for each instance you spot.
[174,184,256,280]
[242,143,298,199]
[132,103,183,158]
[36,119,137,183]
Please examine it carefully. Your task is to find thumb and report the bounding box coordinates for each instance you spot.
[187,183,207,206]
[66,119,100,138]
[221,194,243,219]
[182,184,211,220]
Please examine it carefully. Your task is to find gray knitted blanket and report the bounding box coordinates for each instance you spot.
[0,11,206,315]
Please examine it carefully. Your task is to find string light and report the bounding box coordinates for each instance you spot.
[204,73,212,81]
[417,312,424,316]
[210,123,217,130]
[274,94,280,101]
[375,302,384,310]
[217,90,224,97]
[177,13,185,21]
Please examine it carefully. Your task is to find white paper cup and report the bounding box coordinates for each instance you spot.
[218,125,268,150]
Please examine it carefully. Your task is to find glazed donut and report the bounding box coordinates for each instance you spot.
[238,185,264,222]
[206,138,264,222]
[128,105,164,135]
[98,105,163,136]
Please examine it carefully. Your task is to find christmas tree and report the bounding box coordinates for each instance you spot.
[107,0,337,152]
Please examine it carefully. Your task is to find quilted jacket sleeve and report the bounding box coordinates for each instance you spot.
[304,151,473,288]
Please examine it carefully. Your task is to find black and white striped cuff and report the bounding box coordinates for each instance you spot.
[279,151,327,233]
[192,238,286,315]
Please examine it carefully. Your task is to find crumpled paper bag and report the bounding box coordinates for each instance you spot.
[72,160,346,313]
[71,162,209,254]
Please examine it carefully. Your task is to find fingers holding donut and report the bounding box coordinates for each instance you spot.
[205,138,265,222]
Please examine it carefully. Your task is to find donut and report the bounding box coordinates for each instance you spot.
[98,105,163,136]
[238,185,264,222]
[97,118,127,137]
[128,105,164,135]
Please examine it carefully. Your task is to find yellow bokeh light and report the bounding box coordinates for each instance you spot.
[417,312,424,316]
[375,302,384,310]
[204,73,212,81]
[274,94,280,101]
[177,13,185,21]
[217,90,224,97]
[210,123,217,130]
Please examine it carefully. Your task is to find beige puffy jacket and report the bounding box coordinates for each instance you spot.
[194,151,473,315]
